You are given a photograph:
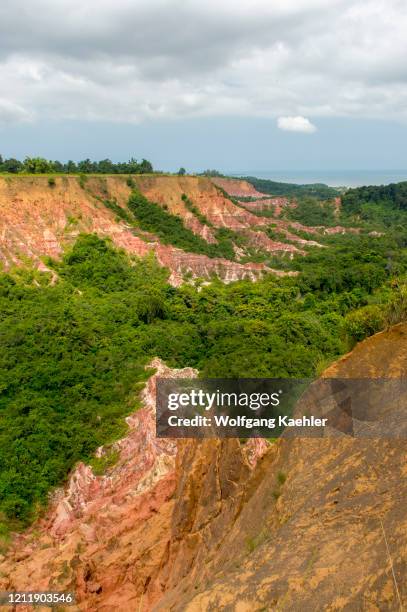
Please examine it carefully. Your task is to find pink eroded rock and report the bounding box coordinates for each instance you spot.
[48,358,197,537]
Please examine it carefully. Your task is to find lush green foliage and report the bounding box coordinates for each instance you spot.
[341,182,407,229]
[0,154,153,175]
[342,182,407,214]
[1,222,405,529]
[284,197,337,226]
[239,176,339,200]
[2,171,407,531]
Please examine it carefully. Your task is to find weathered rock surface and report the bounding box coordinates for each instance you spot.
[0,175,290,285]
[0,359,193,610]
[238,196,291,216]
[211,177,268,199]
[156,324,407,611]
[0,359,268,611]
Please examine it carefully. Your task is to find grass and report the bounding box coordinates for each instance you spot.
[246,528,270,553]
[89,448,120,476]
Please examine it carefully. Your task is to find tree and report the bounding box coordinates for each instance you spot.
[96,159,115,174]
[0,155,154,175]
[178,167,186,176]
[23,157,53,174]
[77,158,95,173]
[3,158,23,173]
[138,159,153,174]
[66,160,78,173]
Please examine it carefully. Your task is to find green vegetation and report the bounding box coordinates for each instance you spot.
[200,169,224,177]
[89,448,120,476]
[284,197,337,226]
[128,191,218,255]
[341,181,407,227]
[238,176,339,200]
[0,154,153,175]
[128,191,236,260]
[101,198,134,224]
[246,528,269,553]
[277,471,287,485]
[2,180,407,532]
[1,215,407,530]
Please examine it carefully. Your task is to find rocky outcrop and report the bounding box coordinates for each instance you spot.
[238,196,291,216]
[242,229,305,256]
[2,174,347,285]
[156,323,407,611]
[211,177,268,199]
[136,175,266,230]
[0,359,268,611]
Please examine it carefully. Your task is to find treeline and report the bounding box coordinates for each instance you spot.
[239,176,339,200]
[341,181,407,214]
[0,155,153,175]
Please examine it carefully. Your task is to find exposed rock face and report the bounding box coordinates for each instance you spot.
[242,229,305,256]
[156,324,407,611]
[0,175,287,285]
[2,174,350,285]
[0,360,268,611]
[211,177,268,199]
[136,175,266,230]
[1,327,406,611]
[239,196,290,216]
[0,359,195,610]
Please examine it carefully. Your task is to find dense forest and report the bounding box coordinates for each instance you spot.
[1,177,407,534]
[341,181,407,220]
[238,175,339,199]
[1,212,407,530]
[0,155,153,175]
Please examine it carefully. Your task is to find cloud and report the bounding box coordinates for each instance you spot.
[0,98,31,125]
[277,116,317,133]
[0,0,406,124]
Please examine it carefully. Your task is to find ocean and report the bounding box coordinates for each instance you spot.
[228,170,407,188]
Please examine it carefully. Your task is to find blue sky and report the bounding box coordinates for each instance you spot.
[2,117,407,174]
[1,0,407,173]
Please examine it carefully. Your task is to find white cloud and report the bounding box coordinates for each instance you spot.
[0,0,406,124]
[0,98,31,124]
[277,116,317,133]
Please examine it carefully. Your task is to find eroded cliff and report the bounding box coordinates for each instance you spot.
[0,174,337,285]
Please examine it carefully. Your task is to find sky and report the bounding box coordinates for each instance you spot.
[1,0,407,173]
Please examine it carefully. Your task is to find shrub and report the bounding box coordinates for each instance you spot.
[344,304,385,343]
[78,174,88,189]
[386,284,407,327]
